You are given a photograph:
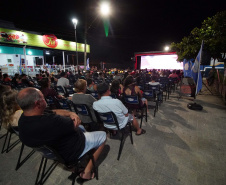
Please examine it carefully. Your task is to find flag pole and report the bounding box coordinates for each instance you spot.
[195,40,204,97]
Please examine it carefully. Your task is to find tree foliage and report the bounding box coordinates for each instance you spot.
[171,11,226,62]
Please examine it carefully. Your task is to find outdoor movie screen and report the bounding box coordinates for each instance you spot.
[141,54,183,70]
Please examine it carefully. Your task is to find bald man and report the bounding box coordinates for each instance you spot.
[17,87,106,180]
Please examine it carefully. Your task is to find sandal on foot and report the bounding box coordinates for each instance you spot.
[79,171,95,181]
[135,129,146,136]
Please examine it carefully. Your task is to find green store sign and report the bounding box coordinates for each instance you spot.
[0,28,90,53]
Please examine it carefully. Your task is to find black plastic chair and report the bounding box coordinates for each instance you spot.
[169,77,179,92]
[90,91,99,99]
[1,126,35,170]
[158,77,170,99]
[72,103,99,131]
[123,95,147,128]
[34,145,98,185]
[0,119,7,140]
[55,86,67,96]
[148,84,163,106]
[65,86,75,97]
[1,126,20,154]
[58,98,72,111]
[45,96,62,110]
[95,111,133,160]
[143,90,157,117]
[15,84,28,91]
[110,93,117,99]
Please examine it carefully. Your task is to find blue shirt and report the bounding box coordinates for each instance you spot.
[93,96,128,129]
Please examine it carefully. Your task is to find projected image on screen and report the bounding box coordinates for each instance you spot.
[141,54,183,69]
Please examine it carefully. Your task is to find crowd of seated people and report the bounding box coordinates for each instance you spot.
[0,68,184,181]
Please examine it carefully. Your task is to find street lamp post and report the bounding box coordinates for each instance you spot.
[72,18,78,67]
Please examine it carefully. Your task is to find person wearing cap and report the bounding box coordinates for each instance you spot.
[93,83,146,136]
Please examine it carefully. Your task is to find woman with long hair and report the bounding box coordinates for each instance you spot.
[123,75,148,114]
[40,77,63,99]
[110,80,123,99]
[0,90,22,129]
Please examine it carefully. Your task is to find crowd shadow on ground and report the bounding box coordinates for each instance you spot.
[157,102,195,130]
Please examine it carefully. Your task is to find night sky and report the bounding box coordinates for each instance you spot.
[0,0,225,67]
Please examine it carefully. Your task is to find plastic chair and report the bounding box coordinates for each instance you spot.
[158,77,170,100]
[123,95,147,128]
[72,103,99,131]
[143,90,157,117]
[58,98,72,111]
[90,91,99,99]
[1,126,35,170]
[45,96,62,109]
[55,86,66,96]
[33,145,98,185]
[148,84,163,106]
[65,86,75,97]
[95,111,133,160]
[169,77,179,92]
[1,126,20,154]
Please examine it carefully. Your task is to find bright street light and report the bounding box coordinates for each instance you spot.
[72,18,78,66]
[100,2,111,16]
[164,46,170,51]
[72,18,78,28]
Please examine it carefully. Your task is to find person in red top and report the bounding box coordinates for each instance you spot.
[168,70,179,79]
[3,73,11,82]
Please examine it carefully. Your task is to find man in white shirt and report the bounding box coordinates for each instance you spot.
[57,71,70,88]
[93,83,146,136]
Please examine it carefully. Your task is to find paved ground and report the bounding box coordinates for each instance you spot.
[0,86,226,185]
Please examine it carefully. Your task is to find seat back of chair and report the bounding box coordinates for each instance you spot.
[58,99,72,111]
[143,90,155,98]
[73,103,95,123]
[45,96,62,109]
[11,126,19,136]
[97,112,120,130]
[123,95,143,109]
[55,86,66,96]
[65,87,74,96]
[110,93,117,99]
[148,84,160,91]
[124,95,139,104]
[90,91,99,99]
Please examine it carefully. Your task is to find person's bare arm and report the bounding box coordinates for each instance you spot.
[52,109,81,128]
[93,84,97,91]
[135,86,142,98]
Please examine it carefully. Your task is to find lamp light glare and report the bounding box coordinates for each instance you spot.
[100,2,110,16]
[164,46,170,51]
[28,51,32,55]
[72,18,78,25]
